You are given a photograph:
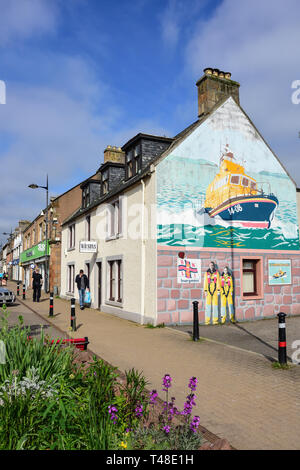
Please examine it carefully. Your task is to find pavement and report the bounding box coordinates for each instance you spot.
[173,316,300,363]
[3,281,300,450]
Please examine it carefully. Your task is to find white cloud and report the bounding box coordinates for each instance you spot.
[160,0,181,49]
[184,0,300,184]
[0,0,59,46]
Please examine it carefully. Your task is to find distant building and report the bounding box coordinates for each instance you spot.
[20,180,86,293]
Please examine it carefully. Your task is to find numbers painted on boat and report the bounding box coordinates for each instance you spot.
[228,204,243,215]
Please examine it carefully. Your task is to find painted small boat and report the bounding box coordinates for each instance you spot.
[272,270,286,279]
[198,145,278,229]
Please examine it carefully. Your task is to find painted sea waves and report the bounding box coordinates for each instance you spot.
[157,157,300,250]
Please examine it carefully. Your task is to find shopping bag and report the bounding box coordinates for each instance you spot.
[84,290,91,306]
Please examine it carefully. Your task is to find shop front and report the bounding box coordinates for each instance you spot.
[12,259,20,282]
[20,241,50,290]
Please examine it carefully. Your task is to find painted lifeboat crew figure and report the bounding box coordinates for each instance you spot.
[204,262,220,325]
[220,266,234,323]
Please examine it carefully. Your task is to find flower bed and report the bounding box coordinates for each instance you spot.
[0,309,230,450]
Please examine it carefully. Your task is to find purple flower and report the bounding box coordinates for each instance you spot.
[182,401,193,416]
[188,377,198,392]
[162,374,172,391]
[135,404,143,418]
[150,389,158,404]
[163,425,171,434]
[190,415,200,433]
[108,405,118,423]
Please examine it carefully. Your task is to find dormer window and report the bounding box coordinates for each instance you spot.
[82,185,90,208]
[126,150,133,179]
[126,145,141,179]
[102,170,109,195]
[134,144,141,174]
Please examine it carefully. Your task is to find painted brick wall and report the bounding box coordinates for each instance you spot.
[157,247,300,325]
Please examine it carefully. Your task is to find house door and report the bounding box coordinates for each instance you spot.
[97,262,102,309]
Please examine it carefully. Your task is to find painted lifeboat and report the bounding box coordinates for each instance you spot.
[201,145,278,229]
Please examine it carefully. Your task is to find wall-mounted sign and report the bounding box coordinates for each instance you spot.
[79,240,98,253]
[177,258,201,284]
[268,259,291,285]
[20,241,50,264]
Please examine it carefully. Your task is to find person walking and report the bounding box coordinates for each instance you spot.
[32,267,43,302]
[75,269,89,310]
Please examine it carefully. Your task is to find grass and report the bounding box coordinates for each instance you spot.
[145,323,165,329]
[271,361,292,370]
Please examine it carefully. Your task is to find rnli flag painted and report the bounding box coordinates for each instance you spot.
[177,259,201,284]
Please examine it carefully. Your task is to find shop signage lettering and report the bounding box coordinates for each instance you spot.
[79,241,98,253]
[20,241,50,264]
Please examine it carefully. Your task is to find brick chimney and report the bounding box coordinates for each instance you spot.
[104,145,125,164]
[196,68,240,117]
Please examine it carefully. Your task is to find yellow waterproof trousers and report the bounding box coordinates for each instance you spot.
[205,292,219,325]
[221,294,234,323]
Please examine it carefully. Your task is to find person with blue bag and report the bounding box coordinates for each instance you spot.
[75,269,90,310]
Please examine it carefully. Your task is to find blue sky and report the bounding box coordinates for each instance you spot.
[0,0,300,244]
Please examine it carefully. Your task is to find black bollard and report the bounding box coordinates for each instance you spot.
[17,282,20,296]
[277,312,287,365]
[49,292,54,317]
[192,301,200,341]
[22,284,26,300]
[71,298,76,331]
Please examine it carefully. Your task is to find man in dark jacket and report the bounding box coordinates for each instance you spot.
[32,267,43,302]
[75,269,89,310]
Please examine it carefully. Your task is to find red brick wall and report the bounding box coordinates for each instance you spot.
[157,247,300,324]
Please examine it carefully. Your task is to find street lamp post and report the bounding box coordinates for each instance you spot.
[28,175,49,293]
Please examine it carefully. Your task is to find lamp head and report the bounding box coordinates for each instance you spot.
[28,184,39,189]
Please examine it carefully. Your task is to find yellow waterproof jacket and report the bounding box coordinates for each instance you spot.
[204,270,220,296]
[220,274,233,297]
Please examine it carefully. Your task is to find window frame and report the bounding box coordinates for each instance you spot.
[68,224,75,249]
[240,256,263,300]
[106,197,123,240]
[67,264,75,294]
[106,257,123,306]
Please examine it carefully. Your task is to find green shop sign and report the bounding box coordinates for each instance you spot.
[20,241,50,264]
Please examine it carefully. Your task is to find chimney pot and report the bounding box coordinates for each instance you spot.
[196,67,240,117]
[204,67,213,75]
[103,145,125,164]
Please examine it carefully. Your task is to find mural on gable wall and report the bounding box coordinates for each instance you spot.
[157,98,300,250]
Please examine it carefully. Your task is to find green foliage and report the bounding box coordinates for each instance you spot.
[0,310,151,450]
[0,311,74,383]
[271,361,291,370]
[125,423,202,450]
[118,368,149,429]
[145,323,165,329]
[0,308,201,451]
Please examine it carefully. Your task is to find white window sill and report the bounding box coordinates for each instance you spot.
[105,299,123,308]
[105,233,123,242]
